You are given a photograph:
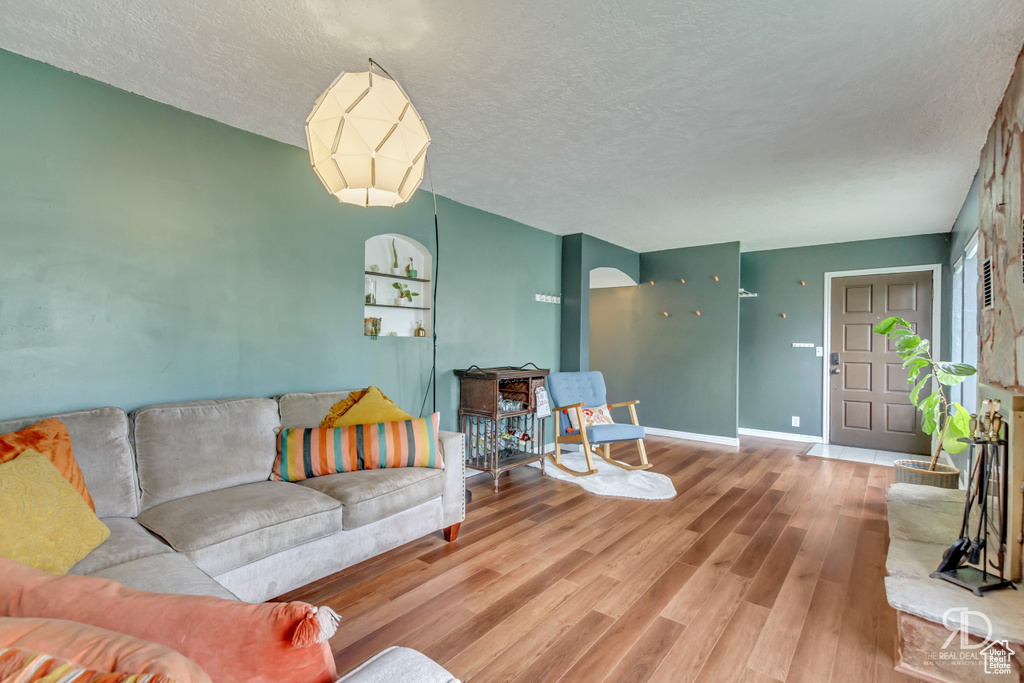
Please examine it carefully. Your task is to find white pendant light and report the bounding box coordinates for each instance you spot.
[306,60,430,208]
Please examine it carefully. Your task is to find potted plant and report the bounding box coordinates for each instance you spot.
[392,282,419,306]
[873,316,976,488]
[390,239,401,275]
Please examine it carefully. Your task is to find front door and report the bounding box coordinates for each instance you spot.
[829,271,933,454]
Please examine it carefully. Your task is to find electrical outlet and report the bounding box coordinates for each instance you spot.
[791,416,800,427]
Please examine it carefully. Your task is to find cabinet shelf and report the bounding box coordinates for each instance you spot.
[365,303,431,311]
[365,271,431,284]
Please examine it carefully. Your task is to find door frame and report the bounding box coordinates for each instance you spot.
[821,264,942,446]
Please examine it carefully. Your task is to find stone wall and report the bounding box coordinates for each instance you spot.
[979,47,1024,390]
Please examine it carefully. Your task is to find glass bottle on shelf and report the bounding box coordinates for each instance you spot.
[365,277,376,305]
[414,321,427,337]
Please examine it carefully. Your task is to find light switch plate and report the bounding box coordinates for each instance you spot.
[792,416,800,427]
[816,347,823,357]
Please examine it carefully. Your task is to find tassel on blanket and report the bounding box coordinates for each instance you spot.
[292,605,342,646]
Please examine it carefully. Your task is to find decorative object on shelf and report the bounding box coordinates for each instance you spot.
[455,365,549,491]
[392,282,419,306]
[369,264,380,272]
[387,332,398,337]
[305,59,430,208]
[390,239,401,275]
[364,277,376,305]
[405,258,417,278]
[874,316,975,485]
[932,421,1015,596]
[364,317,381,339]
[414,321,427,337]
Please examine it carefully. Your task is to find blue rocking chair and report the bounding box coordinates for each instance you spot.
[546,371,651,476]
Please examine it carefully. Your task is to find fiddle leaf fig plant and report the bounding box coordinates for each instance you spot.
[873,316,976,470]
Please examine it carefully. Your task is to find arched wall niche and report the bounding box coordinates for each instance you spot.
[364,233,432,338]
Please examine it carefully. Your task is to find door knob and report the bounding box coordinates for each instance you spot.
[831,368,841,375]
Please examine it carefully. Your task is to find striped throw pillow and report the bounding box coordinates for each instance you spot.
[0,647,178,683]
[272,413,441,482]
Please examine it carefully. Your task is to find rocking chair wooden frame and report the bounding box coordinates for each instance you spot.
[547,400,651,477]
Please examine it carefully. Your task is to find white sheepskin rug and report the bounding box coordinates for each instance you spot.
[528,450,676,500]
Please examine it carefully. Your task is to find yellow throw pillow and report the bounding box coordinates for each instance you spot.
[0,449,110,574]
[319,389,369,428]
[321,386,413,427]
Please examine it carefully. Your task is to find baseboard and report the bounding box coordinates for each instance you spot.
[643,426,740,447]
[737,428,824,444]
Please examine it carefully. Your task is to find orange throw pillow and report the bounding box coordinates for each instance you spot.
[0,617,210,682]
[0,418,95,511]
[0,559,338,683]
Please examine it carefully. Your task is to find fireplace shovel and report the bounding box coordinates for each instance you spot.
[935,469,978,574]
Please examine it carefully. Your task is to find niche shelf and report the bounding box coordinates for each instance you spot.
[364,234,432,338]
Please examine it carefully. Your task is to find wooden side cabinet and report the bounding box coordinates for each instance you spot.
[454,366,549,491]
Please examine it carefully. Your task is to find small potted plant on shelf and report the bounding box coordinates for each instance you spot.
[390,239,401,275]
[393,282,419,306]
[873,316,976,489]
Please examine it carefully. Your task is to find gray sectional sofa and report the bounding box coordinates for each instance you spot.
[0,390,466,603]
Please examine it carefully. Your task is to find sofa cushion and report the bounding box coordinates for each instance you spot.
[136,481,343,576]
[337,646,460,683]
[278,390,358,428]
[0,407,138,518]
[69,518,173,576]
[300,468,444,530]
[87,553,237,600]
[132,398,281,509]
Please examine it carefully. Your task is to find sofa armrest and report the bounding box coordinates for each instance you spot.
[437,430,466,528]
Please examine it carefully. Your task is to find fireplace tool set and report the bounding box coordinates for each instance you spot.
[932,400,1016,596]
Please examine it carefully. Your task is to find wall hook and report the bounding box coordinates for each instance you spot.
[695,310,701,316]
[662,311,670,317]
[679,278,685,284]
[649,280,654,285]
[713,275,720,282]
[799,280,806,286]
[781,313,787,319]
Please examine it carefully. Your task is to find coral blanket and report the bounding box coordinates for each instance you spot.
[0,559,337,683]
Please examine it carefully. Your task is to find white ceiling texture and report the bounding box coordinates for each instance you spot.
[2,0,1023,252]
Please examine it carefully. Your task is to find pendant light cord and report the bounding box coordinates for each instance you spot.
[417,158,439,418]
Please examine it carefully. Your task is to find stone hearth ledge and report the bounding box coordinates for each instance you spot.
[885,483,1024,644]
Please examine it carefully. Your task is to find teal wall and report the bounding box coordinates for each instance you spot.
[949,172,979,263]
[0,49,561,429]
[738,234,952,437]
[560,233,639,371]
[590,242,740,438]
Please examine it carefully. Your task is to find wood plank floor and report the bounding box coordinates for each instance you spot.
[277,436,912,682]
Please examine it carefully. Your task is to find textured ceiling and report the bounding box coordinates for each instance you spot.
[2,0,1023,252]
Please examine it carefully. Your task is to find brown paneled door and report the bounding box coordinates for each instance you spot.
[829,271,933,454]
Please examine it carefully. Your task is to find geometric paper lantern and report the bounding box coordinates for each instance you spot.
[305,67,431,208]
